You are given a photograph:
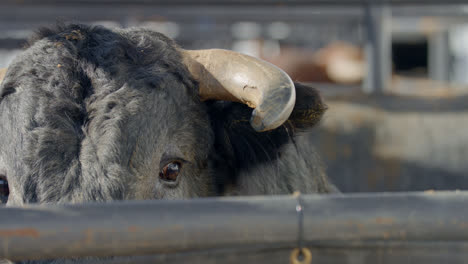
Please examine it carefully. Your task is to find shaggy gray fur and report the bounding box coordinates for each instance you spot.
[0,24,336,263]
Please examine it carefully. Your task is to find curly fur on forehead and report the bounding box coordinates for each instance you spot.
[0,24,204,203]
[26,24,197,93]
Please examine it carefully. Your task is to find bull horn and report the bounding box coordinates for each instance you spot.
[181,49,295,132]
[0,68,6,83]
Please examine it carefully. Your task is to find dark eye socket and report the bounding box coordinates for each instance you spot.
[159,161,182,182]
[0,175,9,202]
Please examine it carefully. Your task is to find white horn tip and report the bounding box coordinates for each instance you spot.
[250,78,296,132]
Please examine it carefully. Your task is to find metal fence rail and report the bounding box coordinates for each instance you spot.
[2,0,468,5]
[1,191,468,263]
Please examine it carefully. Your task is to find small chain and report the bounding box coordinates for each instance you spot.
[290,192,312,264]
[296,192,304,250]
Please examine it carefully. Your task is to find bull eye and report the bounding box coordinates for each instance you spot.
[159,161,181,182]
[0,175,9,199]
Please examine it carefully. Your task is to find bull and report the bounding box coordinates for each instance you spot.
[0,24,336,263]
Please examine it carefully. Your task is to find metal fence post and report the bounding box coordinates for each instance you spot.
[363,3,392,94]
[429,29,450,82]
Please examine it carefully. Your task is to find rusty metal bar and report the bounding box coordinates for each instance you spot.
[1,191,468,262]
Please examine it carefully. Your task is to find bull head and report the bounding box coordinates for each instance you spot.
[0,49,295,132]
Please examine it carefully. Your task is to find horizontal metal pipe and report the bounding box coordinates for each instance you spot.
[0,6,364,26]
[1,5,468,32]
[1,0,468,5]
[1,192,468,261]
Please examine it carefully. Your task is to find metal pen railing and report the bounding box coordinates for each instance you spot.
[1,191,468,263]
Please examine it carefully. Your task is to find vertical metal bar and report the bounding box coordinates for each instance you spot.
[429,29,450,82]
[363,3,392,94]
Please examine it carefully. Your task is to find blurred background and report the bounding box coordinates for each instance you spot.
[1,0,468,193]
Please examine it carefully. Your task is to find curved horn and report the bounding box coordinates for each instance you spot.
[0,68,6,83]
[181,49,295,132]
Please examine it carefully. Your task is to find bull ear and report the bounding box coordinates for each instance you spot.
[0,68,6,83]
[288,82,327,129]
[207,83,326,189]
